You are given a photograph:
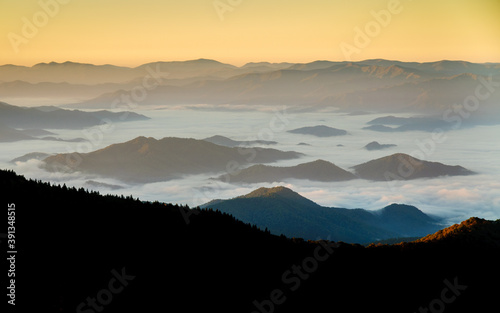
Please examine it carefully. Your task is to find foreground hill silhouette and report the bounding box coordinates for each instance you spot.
[202,186,442,242]
[2,169,498,313]
[43,136,302,183]
[214,159,357,183]
[352,153,475,180]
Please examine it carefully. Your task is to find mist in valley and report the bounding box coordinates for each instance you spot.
[2,103,499,227]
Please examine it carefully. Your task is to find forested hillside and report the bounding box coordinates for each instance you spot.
[1,169,499,313]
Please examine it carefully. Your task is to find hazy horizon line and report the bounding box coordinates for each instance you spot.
[3,58,500,69]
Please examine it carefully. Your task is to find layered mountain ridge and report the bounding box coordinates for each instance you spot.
[201,186,443,242]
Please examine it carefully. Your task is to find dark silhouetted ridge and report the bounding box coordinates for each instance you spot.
[1,169,499,313]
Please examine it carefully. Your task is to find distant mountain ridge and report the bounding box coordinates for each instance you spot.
[215,159,357,183]
[39,137,475,184]
[4,59,498,120]
[288,125,348,137]
[215,153,474,184]
[201,186,443,243]
[363,141,397,150]
[0,101,149,130]
[202,135,277,147]
[352,153,475,181]
[42,136,303,183]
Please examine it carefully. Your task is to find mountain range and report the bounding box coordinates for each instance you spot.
[201,186,443,242]
[215,159,356,183]
[42,136,303,183]
[352,153,475,181]
[2,59,499,122]
[364,115,459,132]
[0,124,86,143]
[3,169,498,313]
[38,133,474,183]
[0,101,149,130]
[212,153,474,184]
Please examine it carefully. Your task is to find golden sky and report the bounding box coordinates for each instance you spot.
[1,0,499,66]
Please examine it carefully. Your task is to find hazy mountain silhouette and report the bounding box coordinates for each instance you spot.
[75,62,430,109]
[288,125,348,137]
[0,61,132,84]
[3,60,500,121]
[0,102,149,130]
[361,59,500,76]
[10,152,52,163]
[325,73,500,118]
[363,124,396,132]
[0,125,85,143]
[2,169,499,313]
[42,136,303,183]
[0,125,34,142]
[0,80,127,102]
[365,115,456,132]
[352,153,475,181]
[215,159,356,183]
[59,60,500,123]
[202,135,277,147]
[201,186,442,242]
[0,59,236,84]
[363,141,397,150]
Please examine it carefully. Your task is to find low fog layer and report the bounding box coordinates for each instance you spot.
[2,107,499,226]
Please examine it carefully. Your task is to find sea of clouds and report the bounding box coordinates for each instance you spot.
[2,106,499,226]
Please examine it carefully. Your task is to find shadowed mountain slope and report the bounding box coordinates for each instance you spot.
[1,169,498,313]
[42,136,303,183]
[352,153,475,181]
[215,159,357,183]
[0,101,149,129]
[201,186,442,242]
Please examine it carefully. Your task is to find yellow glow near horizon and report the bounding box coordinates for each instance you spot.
[1,0,499,67]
